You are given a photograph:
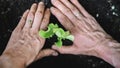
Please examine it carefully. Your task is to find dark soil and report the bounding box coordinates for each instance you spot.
[1,0,120,68]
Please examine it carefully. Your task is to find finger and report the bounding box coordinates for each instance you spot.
[23,3,37,29]
[35,49,58,60]
[32,2,45,31]
[40,8,50,30]
[51,0,78,23]
[50,7,74,31]
[51,7,74,31]
[60,0,83,19]
[16,10,29,30]
[52,45,76,54]
[70,0,91,17]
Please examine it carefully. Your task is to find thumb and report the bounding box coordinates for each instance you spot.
[52,45,76,54]
[35,49,58,61]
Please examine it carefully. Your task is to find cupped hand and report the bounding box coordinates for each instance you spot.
[51,0,112,56]
[2,2,57,66]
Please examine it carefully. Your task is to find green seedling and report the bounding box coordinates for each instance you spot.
[39,23,74,47]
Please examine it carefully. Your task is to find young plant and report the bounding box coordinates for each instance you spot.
[39,23,74,47]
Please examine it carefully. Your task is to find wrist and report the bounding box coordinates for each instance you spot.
[95,38,120,68]
[0,54,25,68]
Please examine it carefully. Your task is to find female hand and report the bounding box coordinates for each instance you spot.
[51,0,112,57]
[1,2,57,68]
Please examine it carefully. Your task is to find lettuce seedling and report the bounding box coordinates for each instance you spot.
[39,23,74,47]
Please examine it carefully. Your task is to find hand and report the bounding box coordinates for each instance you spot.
[51,0,112,56]
[1,2,58,67]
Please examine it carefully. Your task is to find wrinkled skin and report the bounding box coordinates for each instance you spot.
[1,2,57,67]
[0,0,120,68]
[51,0,120,67]
[51,0,111,56]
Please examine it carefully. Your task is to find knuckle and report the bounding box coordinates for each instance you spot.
[29,12,35,17]
[59,15,66,21]
[76,19,80,23]
[35,11,44,18]
[12,28,21,34]
[36,10,43,15]
[53,0,58,5]
[59,51,63,54]
[13,28,19,33]
[30,29,37,35]
[65,9,71,14]
[59,49,64,54]
[21,17,26,23]
[22,28,29,34]
[42,19,47,24]
[71,7,76,11]
[87,15,94,19]
[42,50,47,56]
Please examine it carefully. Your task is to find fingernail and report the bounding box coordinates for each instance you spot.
[26,9,29,11]
[33,3,37,6]
[51,0,54,3]
[39,2,44,5]
[50,7,55,10]
[52,45,58,49]
[50,7,56,12]
[26,9,29,12]
[52,52,58,56]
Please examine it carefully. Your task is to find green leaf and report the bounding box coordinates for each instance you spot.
[65,31,70,36]
[55,28,65,38]
[39,27,54,38]
[62,31,70,39]
[49,23,58,29]
[65,35,74,41]
[55,38,62,47]
[39,23,58,38]
[39,23,74,47]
